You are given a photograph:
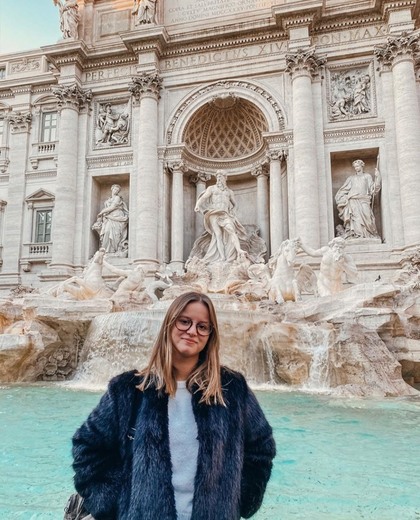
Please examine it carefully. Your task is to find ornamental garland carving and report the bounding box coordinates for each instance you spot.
[52,83,92,110]
[129,72,162,101]
[285,48,326,78]
[327,63,376,122]
[374,31,420,67]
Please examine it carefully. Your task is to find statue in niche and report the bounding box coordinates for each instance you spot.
[330,69,372,119]
[53,0,79,39]
[299,237,358,297]
[268,238,317,303]
[132,0,157,25]
[92,185,129,257]
[191,170,266,264]
[335,159,381,240]
[96,104,130,146]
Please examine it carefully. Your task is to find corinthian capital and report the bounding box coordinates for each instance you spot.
[167,160,188,174]
[251,165,269,178]
[374,32,420,68]
[285,48,326,78]
[52,84,92,111]
[129,72,163,101]
[266,149,287,162]
[7,111,32,133]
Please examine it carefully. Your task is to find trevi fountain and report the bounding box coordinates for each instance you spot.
[1,169,419,398]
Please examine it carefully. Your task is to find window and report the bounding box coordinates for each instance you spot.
[41,112,57,142]
[35,209,52,243]
[0,68,5,80]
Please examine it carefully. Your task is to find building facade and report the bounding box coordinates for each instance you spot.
[0,0,419,290]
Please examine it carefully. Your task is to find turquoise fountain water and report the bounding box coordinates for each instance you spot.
[1,384,419,519]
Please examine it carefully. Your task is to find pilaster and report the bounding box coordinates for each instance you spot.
[0,110,32,285]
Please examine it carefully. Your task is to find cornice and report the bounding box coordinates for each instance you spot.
[25,170,57,179]
[83,55,137,70]
[323,123,385,143]
[313,15,384,33]
[41,40,90,70]
[10,86,33,95]
[86,152,133,170]
[120,26,169,57]
[0,90,14,99]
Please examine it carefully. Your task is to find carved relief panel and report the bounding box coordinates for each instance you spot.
[327,62,376,122]
[93,99,131,149]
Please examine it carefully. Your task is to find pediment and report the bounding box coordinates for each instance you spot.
[25,189,55,204]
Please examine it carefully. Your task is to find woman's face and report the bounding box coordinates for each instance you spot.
[171,301,210,365]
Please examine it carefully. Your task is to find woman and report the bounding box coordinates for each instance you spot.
[72,291,276,520]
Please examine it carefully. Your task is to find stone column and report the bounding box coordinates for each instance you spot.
[190,172,211,238]
[129,72,162,269]
[0,112,32,285]
[267,150,285,253]
[375,59,403,247]
[286,48,326,248]
[48,84,91,275]
[168,160,187,273]
[251,165,270,255]
[375,33,420,245]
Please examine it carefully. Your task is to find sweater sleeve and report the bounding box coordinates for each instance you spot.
[240,384,276,519]
[72,375,129,520]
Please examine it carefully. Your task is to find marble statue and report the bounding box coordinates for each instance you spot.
[268,238,316,303]
[92,185,129,257]
[335,159,381,239]
[103,260,146,307]
[48,248,113,300]
[145,271,173,302]
[96,104,130,146]
[132,0,157,25]
[53,0,79,39]
[393,247,420,290]
[192,170,266,264]
[299,237,358,297]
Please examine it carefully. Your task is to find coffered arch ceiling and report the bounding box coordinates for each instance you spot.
[183,95,269,161]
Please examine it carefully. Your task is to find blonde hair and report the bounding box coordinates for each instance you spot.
[137,291,225,406]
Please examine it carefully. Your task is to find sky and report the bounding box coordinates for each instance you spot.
[0,0,61,55]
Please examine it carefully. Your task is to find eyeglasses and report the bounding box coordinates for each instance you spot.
[175,317,213,336]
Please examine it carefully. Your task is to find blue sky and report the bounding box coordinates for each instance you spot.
[0,0,61,55]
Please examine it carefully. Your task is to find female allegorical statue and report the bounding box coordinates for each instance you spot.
[92,184,129,256]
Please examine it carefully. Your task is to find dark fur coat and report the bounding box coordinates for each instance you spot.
[72,368,276,520]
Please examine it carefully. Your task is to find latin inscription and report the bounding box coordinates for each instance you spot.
[166,0,277,24]
[85,65,138,83]
[313,25,388,46]
[164,42,286,70]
